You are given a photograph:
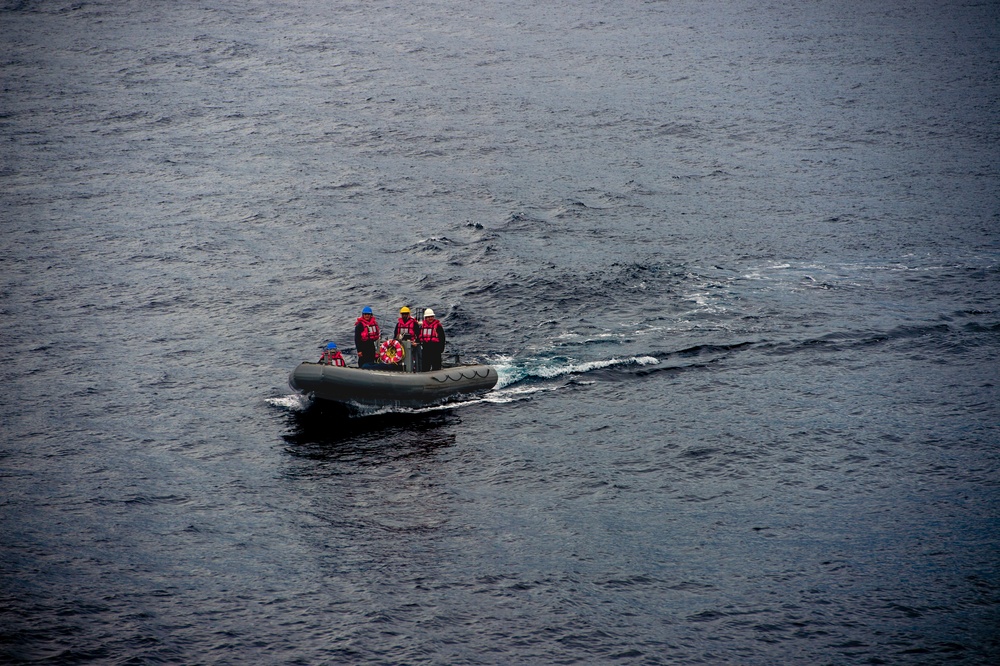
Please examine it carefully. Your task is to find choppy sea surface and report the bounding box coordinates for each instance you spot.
[2,1,999,663]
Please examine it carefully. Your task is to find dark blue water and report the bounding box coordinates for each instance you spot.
[2,0,999,663]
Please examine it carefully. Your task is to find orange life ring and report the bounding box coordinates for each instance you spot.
[378,339,404,364]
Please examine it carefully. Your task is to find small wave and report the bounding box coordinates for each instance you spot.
[480,383,561,404]
[266,394,312,411]
[342,402,452,417]
[388,384,553,412]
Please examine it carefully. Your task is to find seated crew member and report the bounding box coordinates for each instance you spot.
[318,341,346,367]
[354,306,380,368]
[417,308,446,372]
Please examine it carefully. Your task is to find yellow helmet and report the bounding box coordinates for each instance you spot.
[400,306,410,314]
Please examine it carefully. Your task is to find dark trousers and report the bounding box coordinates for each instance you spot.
[357,341,376,367]
[421,344,443,372]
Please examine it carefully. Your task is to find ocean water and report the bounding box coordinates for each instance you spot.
[2,0,999,663]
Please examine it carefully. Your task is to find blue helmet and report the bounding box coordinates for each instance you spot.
[326,342,337,350]
[362,306,373,314]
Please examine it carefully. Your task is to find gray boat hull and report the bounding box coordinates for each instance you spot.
[289,362,498,408]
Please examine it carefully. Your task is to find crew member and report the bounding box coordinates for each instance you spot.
[418,308,446,371]
[393,306,419,341]
[354,306,380,368]
[319,341,346,367]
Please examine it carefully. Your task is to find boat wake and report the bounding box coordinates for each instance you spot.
[493,354,660,389]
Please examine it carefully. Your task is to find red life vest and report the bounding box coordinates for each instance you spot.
[396,316,418,339]
[319,350,346,366]
[420,319,442,344]
[356,316,380,341]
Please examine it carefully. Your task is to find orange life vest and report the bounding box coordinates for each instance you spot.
[356,316,380,341]
[420,319,442,344]
[396,316,418,339]
[320,350,346,366]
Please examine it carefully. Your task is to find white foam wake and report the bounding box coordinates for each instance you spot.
[493,354,659,389]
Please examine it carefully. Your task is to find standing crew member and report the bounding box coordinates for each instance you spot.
[418,308,446,371]
[393,306,419,341]
[354,306,380,368]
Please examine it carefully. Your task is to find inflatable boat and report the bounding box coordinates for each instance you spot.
[288,361,498,408]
